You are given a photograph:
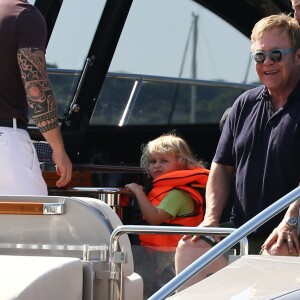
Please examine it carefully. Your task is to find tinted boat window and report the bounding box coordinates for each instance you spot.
[90,77,137,126]
[46,0,105,70]
[90,0,259,126]
[31,0,259,126]
[126,81,247,125]
[109,0,258,84]
[30,0,105,122]
[93,74,254,125]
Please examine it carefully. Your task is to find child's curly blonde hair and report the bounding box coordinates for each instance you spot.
[140,133,204,176]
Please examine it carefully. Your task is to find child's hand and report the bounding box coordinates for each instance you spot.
[125,183,144,195]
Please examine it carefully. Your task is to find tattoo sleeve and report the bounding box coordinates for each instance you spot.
[17,48,58,133]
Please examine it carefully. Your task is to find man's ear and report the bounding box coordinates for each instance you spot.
[296,48,300,63]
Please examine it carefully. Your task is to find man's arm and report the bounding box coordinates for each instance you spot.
[204,162,235,226]
[17,47,72,187]
[186,161,234,242]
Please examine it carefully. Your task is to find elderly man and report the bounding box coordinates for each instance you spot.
[175,13,300,289]
[260,0,300,257]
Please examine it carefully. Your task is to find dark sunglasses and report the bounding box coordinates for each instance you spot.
[251,48,294,64]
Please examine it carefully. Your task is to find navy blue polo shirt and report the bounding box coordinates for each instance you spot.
[214,83,300,238]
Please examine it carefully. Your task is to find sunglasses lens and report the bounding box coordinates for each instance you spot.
[252,50,286,64]
[253,52,266,64]
[270,50,282,62]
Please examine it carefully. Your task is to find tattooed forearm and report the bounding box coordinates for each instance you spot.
[33,111,58,133]
[17,47,58,132]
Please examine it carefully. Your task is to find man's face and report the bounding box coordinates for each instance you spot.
[252,28,298,93]
[292,0,300,23]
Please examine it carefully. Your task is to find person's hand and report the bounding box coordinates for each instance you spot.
[262,221,300,255]
[125,183,144,196]
[52,149,72,187]
[182,218,220,243]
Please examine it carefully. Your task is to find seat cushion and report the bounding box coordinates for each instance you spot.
[0,255,82,300]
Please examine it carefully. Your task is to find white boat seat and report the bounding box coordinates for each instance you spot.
[0,255,82,300]
[0,195,133,274]
[0,195,143,300]
[75,196,134,276]
[123,273,144,300]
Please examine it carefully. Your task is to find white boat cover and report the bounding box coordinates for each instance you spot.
[0,255,82,300]
[168,255,300,300]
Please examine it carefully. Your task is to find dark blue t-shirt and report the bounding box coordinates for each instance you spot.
[214,83,300,238]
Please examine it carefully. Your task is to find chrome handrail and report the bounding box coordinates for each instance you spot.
[108,225,248,300]
[109,226,248,261]
[149,186,300,300]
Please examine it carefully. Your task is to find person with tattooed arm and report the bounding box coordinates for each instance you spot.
[0,0,72,195]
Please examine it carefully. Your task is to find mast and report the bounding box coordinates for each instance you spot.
[190,13,198,124]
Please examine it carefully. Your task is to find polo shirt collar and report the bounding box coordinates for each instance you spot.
[288,80,300,103]
[257,80,300,105]
[258,86,271,101]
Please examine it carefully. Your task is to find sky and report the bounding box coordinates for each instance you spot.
[30,0,259,84]
[109,0,258,83]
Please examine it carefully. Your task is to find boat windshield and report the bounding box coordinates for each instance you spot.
[30,0,261,126]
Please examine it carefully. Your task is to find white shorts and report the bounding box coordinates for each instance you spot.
[0,125,47,195]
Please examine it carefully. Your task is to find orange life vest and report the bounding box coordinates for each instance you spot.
[139,167,209,250]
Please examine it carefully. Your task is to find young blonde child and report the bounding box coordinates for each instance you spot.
[126,132,209,298]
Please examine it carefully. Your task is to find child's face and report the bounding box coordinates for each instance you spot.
[148,152,182,179]
[292,0,300,23]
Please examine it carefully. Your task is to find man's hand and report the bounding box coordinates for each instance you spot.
[262,221,300,255]
[52,149,72,187]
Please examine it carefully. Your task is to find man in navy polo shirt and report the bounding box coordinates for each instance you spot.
[175,14,300,288]
[261,0,300,257]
